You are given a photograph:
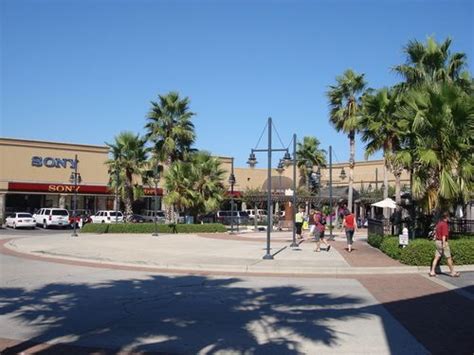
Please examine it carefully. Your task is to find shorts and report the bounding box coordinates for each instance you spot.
[314,229,325,242]
[435,240,451,258]
[295,222,303,235]
[345,229,354,245]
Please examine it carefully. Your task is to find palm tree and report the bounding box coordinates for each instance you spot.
[360,88,407,205]
[106,132,148,217]
[327,69,367,212]
[394,37,471,90]
[394,82,474,211]
[295,136,327,187]
[145,91,196,221]
[163,151,226,220]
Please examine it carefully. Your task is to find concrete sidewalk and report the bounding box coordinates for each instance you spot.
[3,230,473,276]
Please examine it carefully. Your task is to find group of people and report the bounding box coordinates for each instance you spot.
[294,207,357,252]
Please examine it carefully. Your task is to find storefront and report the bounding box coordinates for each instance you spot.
[0,138,162,221]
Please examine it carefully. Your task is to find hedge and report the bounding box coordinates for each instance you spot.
[81,223,227,234]
[368,234,474,266]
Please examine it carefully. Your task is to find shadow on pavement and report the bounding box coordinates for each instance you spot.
[1,274,472,354]
[1,275,368,354]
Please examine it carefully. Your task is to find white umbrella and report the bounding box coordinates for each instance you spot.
[371,198,397,209]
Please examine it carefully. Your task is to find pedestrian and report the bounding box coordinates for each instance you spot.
[343,209,356,252]
[295,207,305,239]
[308,209,316,239]
[314,209,331,252]
[429,212,460,277]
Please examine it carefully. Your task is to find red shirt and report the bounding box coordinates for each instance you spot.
[314,213,325,231]
[435,220,449,241]
[344,214,355,229]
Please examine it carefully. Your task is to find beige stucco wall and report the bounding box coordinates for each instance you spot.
[0,138,109,192]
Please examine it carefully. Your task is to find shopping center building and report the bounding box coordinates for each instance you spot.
[0,137,412,221]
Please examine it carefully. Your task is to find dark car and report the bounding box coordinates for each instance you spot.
[128,214,146,223]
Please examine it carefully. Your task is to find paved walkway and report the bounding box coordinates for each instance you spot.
[2,230,473,276]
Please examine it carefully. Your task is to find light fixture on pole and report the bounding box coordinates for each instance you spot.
[247,117,289,260]
[339,167,347,180]
[152,164,161,237]
[69,154,81,237]
[228,157,236,234]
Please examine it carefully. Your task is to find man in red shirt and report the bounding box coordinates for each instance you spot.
[429,212,460,277]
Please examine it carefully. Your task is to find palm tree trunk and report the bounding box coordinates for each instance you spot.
[395,170,401,204]
[348,133,355,213]
[125,172,134,219]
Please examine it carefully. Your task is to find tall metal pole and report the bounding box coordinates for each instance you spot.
[230,157,235,234]
[71,154,79,237]
[329,146,333,239]
[152,164,159,236]
[290,134,298,248]
[263,117,273,260]
[115,169,119,224]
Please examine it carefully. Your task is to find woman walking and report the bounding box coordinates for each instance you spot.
[343,210,356,252]
[295,207,305,239]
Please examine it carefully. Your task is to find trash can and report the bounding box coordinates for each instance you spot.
[185,216,194,224]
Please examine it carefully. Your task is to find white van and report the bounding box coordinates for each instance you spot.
[33,208,70,229]
[245,209,267,222]
[141,210,166,223]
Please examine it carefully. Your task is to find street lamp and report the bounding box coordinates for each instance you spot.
[152,164,162,237]
[69,154,81,237]
[114,169,120,224]
[247,117,289,260]
[339,167,347,180]
[228,157,236,234]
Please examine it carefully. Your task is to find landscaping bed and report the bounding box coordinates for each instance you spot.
[368,234,474,266]
[81,223,227,234]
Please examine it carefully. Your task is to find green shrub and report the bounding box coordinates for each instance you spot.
[396,238,474,266]
[379,237,401,260]
[450,239,474,265]
[81,223,227,234]
[368,234,383,248]
[400,239,435,266]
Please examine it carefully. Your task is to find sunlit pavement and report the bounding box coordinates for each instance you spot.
[0,230,472,354]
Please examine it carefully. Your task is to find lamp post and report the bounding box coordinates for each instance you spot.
[228,157,236,234]
[69,154,81,237]
[152,164,161,237]
[247,117,289,260]
[329,145,334,239]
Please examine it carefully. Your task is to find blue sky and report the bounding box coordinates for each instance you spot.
[1,0,473,167]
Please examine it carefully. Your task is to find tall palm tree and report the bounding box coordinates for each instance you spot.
[295,136,327,187]
[145,91,196,163]
[145,91,196,221]
[327,69,367,212]
[360,88,408,205]
[106,132,148,217]
[394,37,471,90]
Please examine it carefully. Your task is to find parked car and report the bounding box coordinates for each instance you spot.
[33,208,70,229]
[216,210,250,225]
[5,212,36,229]
[90,210,124,224]
[127,214,146,223]
[141,210,166,223]
[68,209,92,228]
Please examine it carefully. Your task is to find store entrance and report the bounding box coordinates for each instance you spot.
[6,194,44,214]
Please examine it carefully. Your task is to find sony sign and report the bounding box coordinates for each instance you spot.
[31,156,78,169]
